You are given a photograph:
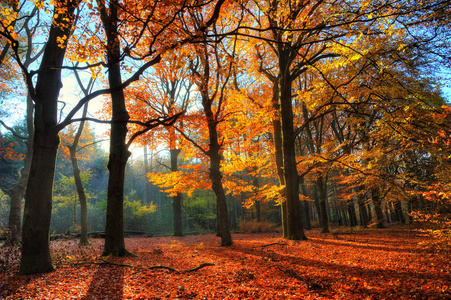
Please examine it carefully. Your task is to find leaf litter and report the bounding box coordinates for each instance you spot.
[1,227,450,299]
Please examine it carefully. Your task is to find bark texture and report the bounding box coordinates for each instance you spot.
[20,0,79,275]
[279,49,307,240]
[100,1,130,256]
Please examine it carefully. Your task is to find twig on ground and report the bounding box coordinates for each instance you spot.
[253,242,287,248]
[71,259,214,273]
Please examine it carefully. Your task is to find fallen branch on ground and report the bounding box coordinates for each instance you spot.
[253,242,287,248]
[72,259,214,273]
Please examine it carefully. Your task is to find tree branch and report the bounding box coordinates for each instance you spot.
[0,121,28,140]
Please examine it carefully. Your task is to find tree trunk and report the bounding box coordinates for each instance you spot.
[207,124,232,246]
[101,2,130,256]
[8,95,33,245]
[358,191,369,228]
[8,167,26,244]
[69,146,89,244]
[299,177,311,230]
[394,201,405,224]
[20,1,79,275]
[270,81,288,237]
[316,176,329,233]
[20,128,59,275]
[170,148,183,236]
[371,187,385,228]
[68,99,90,245]
[348,199,358,227]
[144,145,151,204]
[279,50,306,240]
[253,173,261,223]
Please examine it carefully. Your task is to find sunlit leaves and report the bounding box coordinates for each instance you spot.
[2,230,451,298]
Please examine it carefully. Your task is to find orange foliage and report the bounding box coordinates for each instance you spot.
[0,139,24,161]
[58,123,95,163]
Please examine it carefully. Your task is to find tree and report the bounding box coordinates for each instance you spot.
[127,51,193,236]
[97,0,227,255]
[67,72,96,245]
[14,0,82,274]
[0,4,43,245]
[183,27,235,246]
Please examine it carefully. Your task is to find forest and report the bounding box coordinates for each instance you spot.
[0,0,450,298]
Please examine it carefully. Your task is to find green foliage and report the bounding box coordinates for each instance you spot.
[123,190,156,231]
[238,220,279,233]
[185,190,217,233]
[0,126,27,192]
[0,189,9,229]
[52,170,94,233]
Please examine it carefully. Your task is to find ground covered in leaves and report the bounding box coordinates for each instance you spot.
[1,226,450,299]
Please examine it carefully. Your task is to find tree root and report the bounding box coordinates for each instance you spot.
[72,259,214,273]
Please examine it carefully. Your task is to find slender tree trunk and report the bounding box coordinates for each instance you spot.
[270,81,288,237]
[170,149,183,236]
[144,145,151,204]
[101,2,130,256]
[348,199,358,227]
[255,201,261,223]
[207,123,232,246]
[8,166,27,244]
[20,1,79,275]
[371,187,385,228]
[384,202,391,223]
[7,6,42,245]
[316,176,329,233]
[67,99,90,245]
[8,96,33,244]
[299,177,311,230]
[252,173,261,223]
[69,146,89,244]
[357,191,369,228]
[394,201,405,224]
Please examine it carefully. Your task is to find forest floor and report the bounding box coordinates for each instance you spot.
[1,226,450,299]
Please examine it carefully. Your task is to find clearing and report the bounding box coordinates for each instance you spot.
[1,227,450,299]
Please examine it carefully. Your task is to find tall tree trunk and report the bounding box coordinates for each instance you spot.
[207,122,232,246]
[8,166,27,244]
[69,146,89,244]
[68,99,90,245]
[299,177,311,230]
[348,199,358,227]
[371,187,385,228]
[101,2,130,256]
[8,95,33,244]
[357,190,369,228]
[255,200,261,223]
[19,1,78,275]
[385,202,391,223]
[270,80,288,237]
[253,172,261,223]
[170,148,183,236]
[144,145,151,204]
[316,176,329,233]
[394,201,405,224]
[279,50,306,240]
[20,127,59,274]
